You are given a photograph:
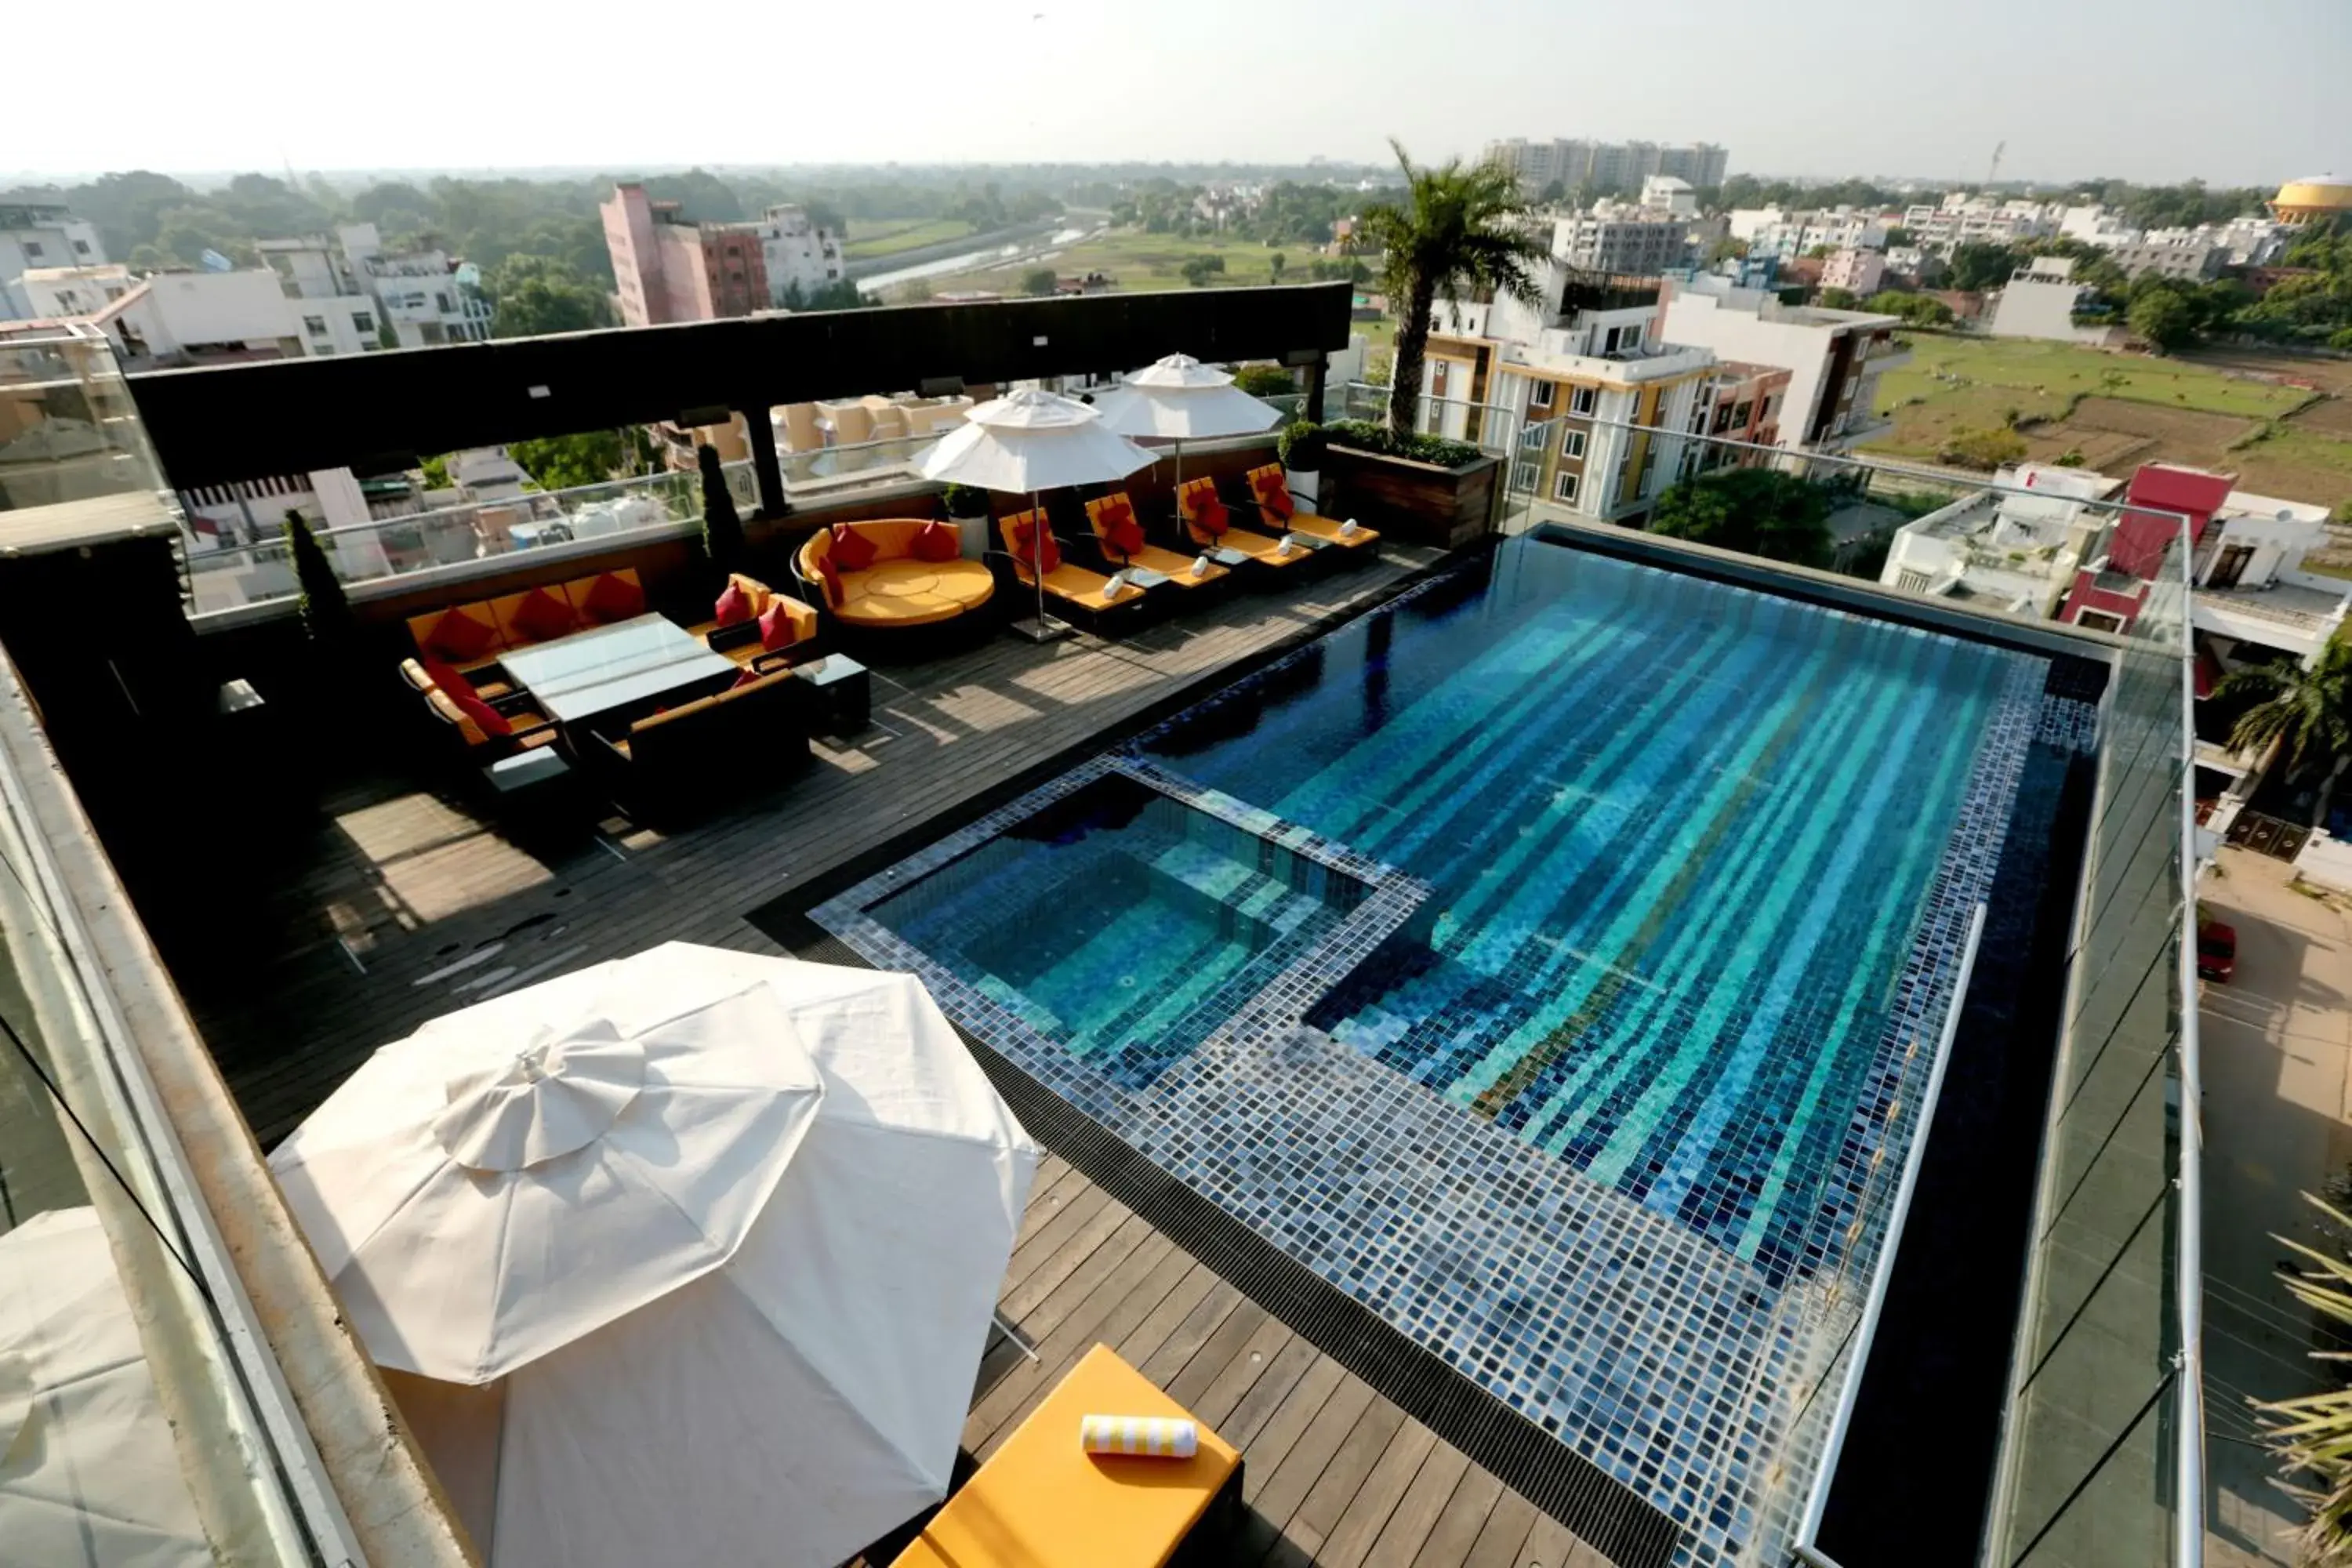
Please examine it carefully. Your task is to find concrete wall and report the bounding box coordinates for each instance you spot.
[1657,290,1831,452]
[1987,278,2112,344]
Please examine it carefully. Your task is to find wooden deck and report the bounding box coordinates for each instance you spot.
[136,543,1607,1566]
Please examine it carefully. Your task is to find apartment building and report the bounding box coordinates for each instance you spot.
[1421,264,1715,524]
[1484,138,1729,194]
[258,224,488,351]
[1656,274,1907,451]
[1,200,105,319]
[2107,237,2227,282]
[1552,208,1691,276]
[603,184,847,327]
[1881,463,2121,617]
[1901,195,2056,252]
[1727,206,1893,262]
[1818,248,1886,295]
[18,264,135,318]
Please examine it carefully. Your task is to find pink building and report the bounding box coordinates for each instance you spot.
[601,183,771,328]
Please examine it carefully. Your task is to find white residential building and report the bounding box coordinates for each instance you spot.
[1731,207,1893,263]
[1655,274,1907,452]
[757,205,847,304]
[0,201,104,319]
[1552,208,1691,276]
[1819,249,1886,296]
[1902,194,2056,252]
[1421,261,1718,524]
[1880,463,2120,616]
[1639,176,1698,220]
[18,265,135,319]
[260,224,488,350]
[82,270,308,368]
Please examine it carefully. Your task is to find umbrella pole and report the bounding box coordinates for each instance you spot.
[1011,486,1073,644]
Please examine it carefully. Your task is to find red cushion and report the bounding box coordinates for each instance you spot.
[1099,501,1145,558]
[731,668,766,691]
[420,657,475,703]
[510,586,576,643]
[452,691,511,738]
[423,608,496,663]
[829,524,880,571]
[1193,495,1230,537]
[758,601,802,651]
[1011,517,1061,573]
[911,520,960,562]
[1254,473,1295,519]
[814,554,844,608]
[714,582,755,626]
[580,572,644,624]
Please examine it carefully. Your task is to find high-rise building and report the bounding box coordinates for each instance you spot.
[1483,139,1730,195]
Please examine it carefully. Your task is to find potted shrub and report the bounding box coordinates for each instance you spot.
[1279,420,1327,510]
[942,482,992,557]
[283,509,354,649]
[1318,420,1501,550]
[698,444,747,579]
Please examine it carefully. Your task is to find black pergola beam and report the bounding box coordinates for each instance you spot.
[126,284,1353,492]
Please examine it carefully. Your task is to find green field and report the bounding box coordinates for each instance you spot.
[1869,335,2313,440]
[1034,229,1306,289]
[842,219,975,260]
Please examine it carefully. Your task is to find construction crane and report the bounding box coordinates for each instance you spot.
[1985,140,2006,191]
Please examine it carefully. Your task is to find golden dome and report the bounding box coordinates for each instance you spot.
[2273,176,2352,220]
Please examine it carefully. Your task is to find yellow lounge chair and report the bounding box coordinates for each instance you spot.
[1083,492,1228,588]
[999,510,1149,618]
[1245,463,1379,551]
[1174,477,1309,571]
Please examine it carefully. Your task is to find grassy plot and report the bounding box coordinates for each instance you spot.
[842,219,975,260]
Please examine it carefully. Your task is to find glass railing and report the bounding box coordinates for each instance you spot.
[179,438,940,616]
[0,648,361,1565]
[0,320,170,510]
[1485,419,2202,1568]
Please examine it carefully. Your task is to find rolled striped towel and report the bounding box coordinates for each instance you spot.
[1080,1413,1198,1458]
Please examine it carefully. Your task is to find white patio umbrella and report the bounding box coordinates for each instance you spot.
[1094,353,1282,499]
[0,1207,214,1568]
[270,945,1037,1568]
[916,387,1156,639]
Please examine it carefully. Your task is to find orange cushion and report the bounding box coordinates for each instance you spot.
[1253,472,1294,519]
[758,600,802,651]
[911,520,960,563]
[423,608,496,663]
[452,691,510,737]
[1011,517,1062,573]
[814,554,844,608]
[715,582,755,626]
[580,572,644,623]
[511,586,577,642]
[1193,495,1230,536]
[830,524,880,570]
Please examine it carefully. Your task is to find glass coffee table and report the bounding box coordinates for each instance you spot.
[790,653,871,735]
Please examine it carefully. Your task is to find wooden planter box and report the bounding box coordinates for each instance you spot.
[1318,445,1499,550]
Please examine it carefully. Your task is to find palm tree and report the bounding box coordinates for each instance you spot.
[2213,641,2352,775]
[2258,1192,2352,1565]
[1354,140,1548,436]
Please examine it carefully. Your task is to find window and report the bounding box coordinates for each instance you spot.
[303,315,328,335]
[1559,429,1587,459]
[1570,386,1598,416]
[22,241,42,259]
[1553,471,1581,504]
[1511,460,1538,495]
[2074,608,2125,634]
[1431,361,1451,398]
[72,238,90,256]
[1529,380,1555,412]
[352,313,376,332]
[1895,568,1935,594]
[436,293,453,312]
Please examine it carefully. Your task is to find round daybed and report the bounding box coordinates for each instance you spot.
[794,519,996,629]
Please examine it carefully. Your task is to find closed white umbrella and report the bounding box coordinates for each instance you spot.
[916,387,1156,639]
[0,1207,214,1568]
[1094,353,1282,498]
[270,947,1036,1568]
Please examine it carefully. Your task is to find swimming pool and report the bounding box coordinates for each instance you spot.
[816,537,2097,1565]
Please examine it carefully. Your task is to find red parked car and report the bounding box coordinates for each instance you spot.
[2197,920,2237,984]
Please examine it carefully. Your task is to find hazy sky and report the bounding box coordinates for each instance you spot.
[13,0,2347,186]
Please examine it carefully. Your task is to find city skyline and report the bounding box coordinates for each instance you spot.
[7,0,2343,188]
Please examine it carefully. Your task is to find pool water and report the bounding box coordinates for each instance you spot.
[1143,544,2023,1282]
[873,775,1368,1088]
